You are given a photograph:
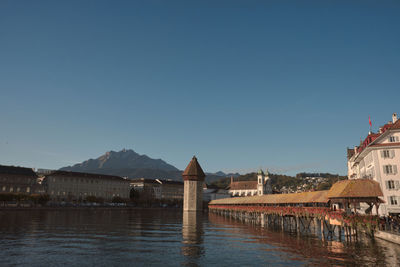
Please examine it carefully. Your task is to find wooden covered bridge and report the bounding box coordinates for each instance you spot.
[208,179,383,240]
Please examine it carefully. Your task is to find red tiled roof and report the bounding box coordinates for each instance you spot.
[182,156,205,181]
[390,118,400,129]
[229,181,258,190]
[356,117,400,154]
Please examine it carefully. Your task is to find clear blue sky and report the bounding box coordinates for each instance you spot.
[1,1,399,176]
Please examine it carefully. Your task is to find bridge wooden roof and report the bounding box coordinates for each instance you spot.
[327,179,383,198]
[209,179,383,206]
[209,190,330,205]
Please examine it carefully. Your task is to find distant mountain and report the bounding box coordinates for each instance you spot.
[60,149,229,182]
[60,149,179,176]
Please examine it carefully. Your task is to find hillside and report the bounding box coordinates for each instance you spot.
[210,172,348,193]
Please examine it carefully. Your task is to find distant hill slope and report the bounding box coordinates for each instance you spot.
[210,172,348,192]
[60,149,178,174]
[60,149,231,182]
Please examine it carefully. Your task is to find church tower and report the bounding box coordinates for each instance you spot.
[257,169,265,196]
[183,156,205,212]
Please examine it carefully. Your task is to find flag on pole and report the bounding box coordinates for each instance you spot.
[369,116,372,127]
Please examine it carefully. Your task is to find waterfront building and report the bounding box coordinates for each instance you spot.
[156,179,184,200]
[130,178,184,201]
[44,171,130,201]
[347,113,400,215]
[0,165,38,194]
[203,184,231,202]
[130,178,161,199]
[183,156,205,212]
[229,169,272,197]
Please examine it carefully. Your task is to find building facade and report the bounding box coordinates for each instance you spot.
[229,169,272,197]
[347,113,400,215]
[203,184,231,202]
[130,178,184,201]
[44,171,130,201]
[0,165,38,194]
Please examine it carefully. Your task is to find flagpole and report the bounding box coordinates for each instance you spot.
[369,115,372,133]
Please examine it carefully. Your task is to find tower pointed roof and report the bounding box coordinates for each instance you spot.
[182,156,205,181]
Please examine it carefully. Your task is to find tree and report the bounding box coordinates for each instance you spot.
[112,196,126,203]
[130,188,139,200]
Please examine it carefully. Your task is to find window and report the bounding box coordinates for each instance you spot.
[389,196,398,205]
[383,150,390,158]
[2,186,6,191]
[389,136,399,142]
[387,180,395,189]
[383,165,398,174]
[9,187,13,192]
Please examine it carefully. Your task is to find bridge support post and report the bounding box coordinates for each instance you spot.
[260,213,265,227]
[321,219,325,240]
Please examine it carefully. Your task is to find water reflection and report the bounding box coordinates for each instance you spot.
[208,212,400,266]
[181,211,204,265]
[0,210,399,266]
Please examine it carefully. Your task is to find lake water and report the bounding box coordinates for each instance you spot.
[0,209,400,266]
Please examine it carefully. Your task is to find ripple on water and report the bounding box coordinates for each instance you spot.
[1,209,400,266]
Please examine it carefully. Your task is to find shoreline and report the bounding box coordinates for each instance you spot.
[0,206,184,212]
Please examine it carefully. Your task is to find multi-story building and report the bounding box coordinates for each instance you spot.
[130,178,184,201]
[203,184,231,202]
[44,171,130,201]
[0,165,38,194]
[229,169,272,197]
[156,179,184,200]
[347,113,400,215]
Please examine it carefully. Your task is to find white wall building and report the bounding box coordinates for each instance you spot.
[229,169,272,197]
[347,113,400,216]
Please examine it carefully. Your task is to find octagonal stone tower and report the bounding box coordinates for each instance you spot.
[182,156,205,212]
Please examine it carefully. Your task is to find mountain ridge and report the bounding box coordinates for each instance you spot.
[60,149,233,182]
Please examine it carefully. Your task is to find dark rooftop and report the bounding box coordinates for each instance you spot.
[0,165,37,176]
[48,170,128,182]
[182,156,205,180]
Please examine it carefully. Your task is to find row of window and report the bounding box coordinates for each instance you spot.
[1,186,30,193]
[51,177,127,185]
[0,177,34,183]
[50,191,123,197]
